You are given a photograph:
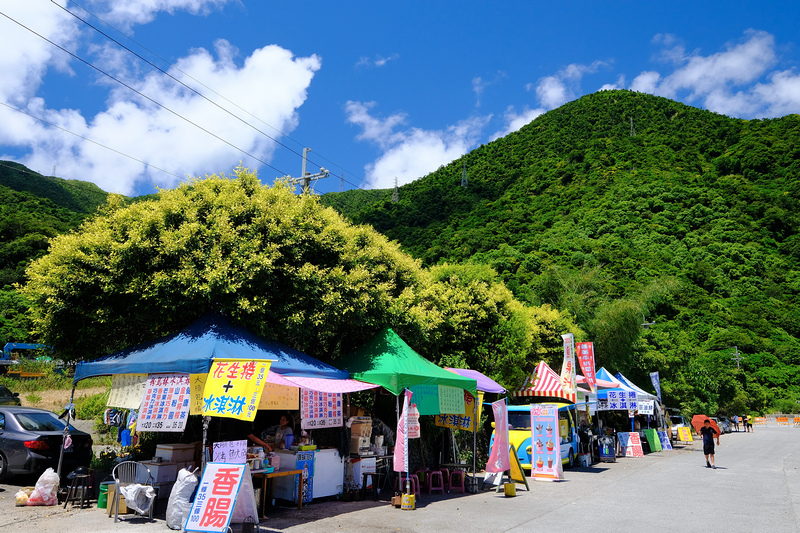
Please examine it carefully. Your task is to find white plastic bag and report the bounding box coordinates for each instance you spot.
[26,468,60,506]
[166,468,199,530]
[119,483,156,514]
[14,488,32,506]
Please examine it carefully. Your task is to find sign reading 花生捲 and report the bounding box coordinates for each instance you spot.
[202,359,271,421]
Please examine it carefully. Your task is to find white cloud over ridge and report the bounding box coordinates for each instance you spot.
[0,2,320,195]
[345,101,490,189]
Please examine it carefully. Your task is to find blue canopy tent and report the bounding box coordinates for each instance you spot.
[73,313,348,382]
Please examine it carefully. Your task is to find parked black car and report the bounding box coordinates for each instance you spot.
[0,386,21,406]
[0,406,92,480]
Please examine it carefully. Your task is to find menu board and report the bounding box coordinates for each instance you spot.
[258,381,299,410]
[212,440,248,464]
[139,373,191,432]
[300,390,343,429]
[530,404,563,480]
[435,391,483,431]
[107,373,148,409]
[438,385,466,414]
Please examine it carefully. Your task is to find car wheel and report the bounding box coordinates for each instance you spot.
[0,451,8,481]
[568,449,575,468]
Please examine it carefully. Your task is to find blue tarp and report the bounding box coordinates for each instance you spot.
[73,313,349,382]
[615,372,658,401]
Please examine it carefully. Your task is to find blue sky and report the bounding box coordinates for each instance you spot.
[1,1,798,197]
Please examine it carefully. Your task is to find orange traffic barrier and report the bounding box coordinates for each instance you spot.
[754,417,767,426]
[776,416,790,426]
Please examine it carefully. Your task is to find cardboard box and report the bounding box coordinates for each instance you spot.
[391,495,402,507]
[156,443,195,463]
[139,462,178,484]
[106,483,131,516]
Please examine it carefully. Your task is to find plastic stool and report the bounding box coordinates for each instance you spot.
[449,470,465,494]
[414,468,430,491]
[438,468,450,491]
[394,473,420,496]
[361,472,382,501]
[64,474,91,509]
[427,470,445,495]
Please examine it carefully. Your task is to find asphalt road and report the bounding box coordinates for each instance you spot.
[1,425,797,532]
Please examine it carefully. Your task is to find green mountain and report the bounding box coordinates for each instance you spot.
[321,90,800,415]
[0,162,112,345]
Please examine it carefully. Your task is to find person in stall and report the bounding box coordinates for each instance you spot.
[248,413,295,451]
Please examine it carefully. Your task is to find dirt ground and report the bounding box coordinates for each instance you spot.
[18,387,107,411]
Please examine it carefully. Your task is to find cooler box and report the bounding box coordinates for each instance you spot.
[139,462,179,483]
[156,443,195,462]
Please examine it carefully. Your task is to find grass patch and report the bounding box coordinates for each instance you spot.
[25,392,42,405]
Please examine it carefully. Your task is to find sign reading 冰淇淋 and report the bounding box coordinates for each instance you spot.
[185,463,245,532]
[139,373,191,432]
[300,390,343,430]
[597,390,638,411]
[530,404,563,481]
[202,360,271,421]
[107,373,148,409]
[435,391,484,431]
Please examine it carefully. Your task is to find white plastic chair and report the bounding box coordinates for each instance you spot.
[111,461,155,522]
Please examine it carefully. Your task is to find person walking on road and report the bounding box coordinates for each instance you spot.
[701,419,720,469]
[732,414,739,432]
[742,414,749,432]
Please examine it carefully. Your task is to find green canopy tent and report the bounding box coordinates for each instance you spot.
[338,327,477,396]
[339,327,479,489]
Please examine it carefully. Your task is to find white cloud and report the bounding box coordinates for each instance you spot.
[629,29,795,118]
[345,101,490,189]
[84,0,232,30]
[472,71,506,108]
[0,1,321,195]
[494,60,609,138]
[355,54,399,69]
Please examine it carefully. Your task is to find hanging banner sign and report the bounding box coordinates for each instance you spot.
[190,374,208,415]
[107,373,148,409]
[409,384,466,415]
[485,399,510,473]
[531,403,563,480]
[260,381,299,410]
[638,400,655,415]
[560,334,577,396]
[618,432,644,457]
[139,373,191,432]
[394,390,413,472]
[650,371,662,402]
[597,390,638,411]
[407,403,421,439]
[202,359,271,421]
[435,391,484,432]
[212,440,248,464]
[185,463,246,532]
[438,385,466,414]
[300,390,343,429]
[575,342,597,393]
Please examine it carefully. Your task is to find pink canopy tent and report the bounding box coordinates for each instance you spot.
[266,370,378,393]
[513,361,576,403]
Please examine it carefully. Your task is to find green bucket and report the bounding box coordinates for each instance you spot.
[97,481,112,509]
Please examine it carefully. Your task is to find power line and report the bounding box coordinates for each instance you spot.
[59,0,370,192]
[0,9,287,177]
[0,100,184,181]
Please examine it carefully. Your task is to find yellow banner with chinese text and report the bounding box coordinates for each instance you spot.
[202,359,271,421]
[434,391,484,431]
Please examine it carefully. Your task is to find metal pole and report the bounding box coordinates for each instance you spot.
[201,416,211,473]
[57,385,76,477]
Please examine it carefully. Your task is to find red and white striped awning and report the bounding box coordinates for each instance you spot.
[513,361,576,403]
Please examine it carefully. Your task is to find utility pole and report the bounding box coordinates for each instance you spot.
[630,116,635,137]
[392,177,399,203]
[461,161,468,188]
[731,346,743,369]
[289,147,329,193]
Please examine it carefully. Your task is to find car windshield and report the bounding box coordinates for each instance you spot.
[14,412,68,432]
[508,412,531,430]
[670,416,684,425]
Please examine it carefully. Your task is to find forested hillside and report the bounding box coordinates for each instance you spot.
[321,90,800,416]
[0,162,110,344]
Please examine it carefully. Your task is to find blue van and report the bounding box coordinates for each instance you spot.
[490,402,580,469]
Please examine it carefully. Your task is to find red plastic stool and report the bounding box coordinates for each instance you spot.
[394,473,420,496]
[427,470,445,494]
[449,470,465,493]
